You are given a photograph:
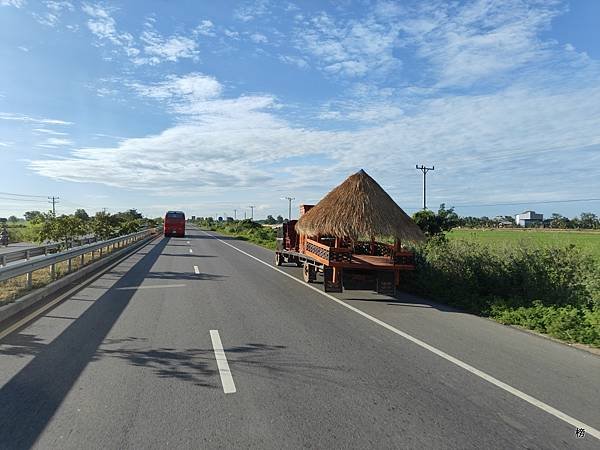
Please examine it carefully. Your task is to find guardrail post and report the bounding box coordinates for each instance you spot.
[68,257,72,273]
[50,263,56,280]
[27,271,32,288]
[25,249,30,261]
[1,254,5,267]
[80,253,85,267]
[99,247,103,258]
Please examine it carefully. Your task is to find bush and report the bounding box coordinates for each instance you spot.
[197,219,277,249]
[490,301,600,347]
[405,238,600,347]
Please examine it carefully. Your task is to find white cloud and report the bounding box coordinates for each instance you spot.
[195,20,215,37]
[224,29,240,39]
[403,0,565,88]
[0,112,72,125]
[35,137,74,148]
[34,1,73,27]
[135,30,199,65]
[279,55,308,69]
[0,0,25,7]
[82,3,136,52]
[29,71,600,204]
[82,5,199,65]
[130,73,222,107]
[33,128,69,135]
[249,33,268,44]
[234,0,271,22]
[297,12,401,78]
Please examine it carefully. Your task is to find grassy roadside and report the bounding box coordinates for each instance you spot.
[406,237,600,348]
[195,220,277,249]
[5,222,39,244]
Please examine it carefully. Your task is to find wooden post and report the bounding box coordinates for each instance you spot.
[68,258,72,273]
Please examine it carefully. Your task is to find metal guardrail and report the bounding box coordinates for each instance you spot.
[0,235,100,267]
[0,229,155,286]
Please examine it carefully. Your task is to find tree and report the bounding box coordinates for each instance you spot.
[74,208,90,221]
[549,213,569,229]
[578,212,599,229]
[265,215,276,225]
[413,204,459,237]
[91,211,117,240]
[7,215,18,223]
[276,215,284,224]
[24,210,43,222]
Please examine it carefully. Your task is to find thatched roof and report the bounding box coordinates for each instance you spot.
[296,169,425,242]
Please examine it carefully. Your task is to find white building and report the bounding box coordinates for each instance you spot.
[515,210,543,227]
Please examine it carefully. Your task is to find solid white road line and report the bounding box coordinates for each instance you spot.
[115,284,186,290]
[194,265,200,274]
[210,329,236,394]
[202,230,600,441]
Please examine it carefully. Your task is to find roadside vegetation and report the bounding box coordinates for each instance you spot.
[408,205,600,348]
[193,217,277,249]
[0,209,161,306]
[4,209,160,247]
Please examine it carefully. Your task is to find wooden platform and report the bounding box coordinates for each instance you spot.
[336,254,414,271]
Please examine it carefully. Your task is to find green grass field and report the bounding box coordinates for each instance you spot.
[448,228,600,260]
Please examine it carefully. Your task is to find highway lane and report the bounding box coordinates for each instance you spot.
[0,225,598,449]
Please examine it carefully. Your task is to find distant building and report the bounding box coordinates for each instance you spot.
[515,210,543,227]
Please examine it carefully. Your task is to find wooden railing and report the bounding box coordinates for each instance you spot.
[305,239,352,264]
[304,238,413,267]
[354,241,394,257]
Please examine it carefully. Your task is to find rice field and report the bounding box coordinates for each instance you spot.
[448,228,600,260]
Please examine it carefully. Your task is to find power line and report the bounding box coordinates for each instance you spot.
[0,191,47,198]
[0,197,49,204]
[450,198,600,209]
[402,197,600,210]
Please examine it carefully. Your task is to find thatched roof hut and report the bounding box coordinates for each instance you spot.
[295,169,425,242]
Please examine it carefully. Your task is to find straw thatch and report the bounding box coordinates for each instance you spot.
[296,169,425,242]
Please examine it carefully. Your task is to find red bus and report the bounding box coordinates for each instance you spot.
[164,211,186,237]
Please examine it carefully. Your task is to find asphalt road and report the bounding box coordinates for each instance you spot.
[0,225,598,449]
[0,242,36,255]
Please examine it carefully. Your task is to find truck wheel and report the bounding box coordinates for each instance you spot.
[303,262,313,283]
[275,252,283,266]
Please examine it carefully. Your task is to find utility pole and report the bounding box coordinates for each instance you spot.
[415,165,434,210]
[248,205,255,220]
[234,209,237,220]
[48,196,60,216]
[244,211,247,220]
[281,196,295,221]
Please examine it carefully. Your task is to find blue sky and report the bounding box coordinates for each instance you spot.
[1,0,599,220]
